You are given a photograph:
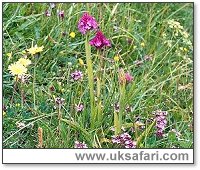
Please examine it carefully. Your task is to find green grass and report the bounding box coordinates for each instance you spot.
[3,2,193,148]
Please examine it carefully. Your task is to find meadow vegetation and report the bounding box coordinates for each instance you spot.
[3,3,193,148]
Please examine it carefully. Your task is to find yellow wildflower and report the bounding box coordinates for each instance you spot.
[168,19,183,30]
[3,111,6,116]
[135,121,145,127]
[180,47,184,51]
[35,45,44,53]
[182,31,189,39]
[17,58,31,67]
[78,58,84,66]
[8,62,27,76]
[183,48,188,53]
[15,103,20,107]
[140,42,145,47]
[27,45,44,55]
[162,32,167,38]
[27,46,37,55]
[6,52,12,58]
[59,51,65,55]
[100,138,111,143]
[69,32,76,38]
[114,55,119,62]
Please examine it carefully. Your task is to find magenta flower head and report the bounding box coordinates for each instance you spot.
[75,104,84,112]
[58,10,64,20]
[111,132,136,148]
[125,72,133,83]
[154,110,168,137]
[45,10,51,17]
[74,141,88,148]
[78,12,98,34]
[71,71,83,81]
[89,31,111,49]
[114,103,120,113]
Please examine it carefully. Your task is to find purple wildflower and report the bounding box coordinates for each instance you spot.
[55,97,65,109]
[89,31,111,49]
[125,105,132,113]
[114,103,132,113]
[111,132,136,148]
[144,55,153,61]
[125,72,133,83]
[45,10,51,17]
[75,104,84,112]
[55,97,65,106]
[124,140,137,148]
[3,105,7,112]
[78,12,98,34]
[127,38,133,44]
[154,110,168,137]
[74,141,88,148]
[110,127,115,132]
[111,135,121,144]
[62,32,67,36]
[114,103,120,113]
[49,85,55,92]
[120,132,132,141]
[71,71,83,81]
[118,69,133,84]
[58,10,64,20]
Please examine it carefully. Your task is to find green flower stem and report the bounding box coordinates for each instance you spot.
[33,61,36,111]
[21,82,24,108]
[118,80,126,134]
[11,76,18,104]
[85,35,96,129]
[58,106,62,135]
[114,112,120,136]
[136,120,156,148]
[97,50,103,124]
[97,77,102,123]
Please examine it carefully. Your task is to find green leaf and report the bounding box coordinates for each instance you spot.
[61,119,91,140]
[137,120,156,147]
[179,141,192,148]
[114,112,120,135]
[168,131,176,142]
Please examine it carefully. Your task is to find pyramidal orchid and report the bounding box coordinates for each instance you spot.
[89,31,111,49]
[78,12,98,34]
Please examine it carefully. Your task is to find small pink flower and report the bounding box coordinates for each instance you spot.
[75,104,84,112]
[55,97,65,109]
[112,132,136,148]
[71,71,83,81]
[74,141,88,148]
[124,140,136,148]
[125,72,133,83]
[154,110,168,137]
[78,12,98,34]
[114,103,120,113]
[144,55,153,61]
[58,10,64,20]
[45,10,51,17]
[89,31,111,49]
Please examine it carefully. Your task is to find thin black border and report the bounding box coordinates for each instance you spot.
[1,1,194,164]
